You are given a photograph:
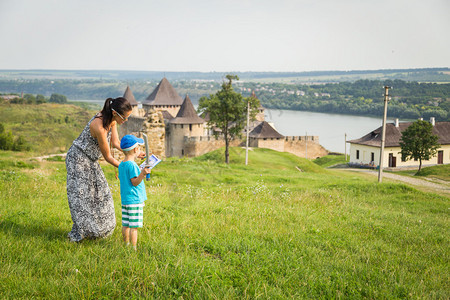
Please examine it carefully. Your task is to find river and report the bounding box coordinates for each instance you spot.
[264,108,395,154]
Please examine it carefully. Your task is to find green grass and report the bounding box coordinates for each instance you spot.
[391,164,450,182]
[415,164,450,181]
[313,154,348,168]
[0,148,448,298]
[0,103,95,154]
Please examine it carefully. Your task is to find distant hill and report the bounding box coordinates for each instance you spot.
[0,68,449,82]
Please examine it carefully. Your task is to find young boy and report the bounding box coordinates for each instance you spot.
[118,134,151,250]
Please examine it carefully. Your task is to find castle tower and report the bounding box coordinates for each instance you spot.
[142,77,183,117]
[168,95,204,157]
[123,85,139,116]
[251,90,265,122]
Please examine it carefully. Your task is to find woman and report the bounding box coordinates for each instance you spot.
[66,97,132,242]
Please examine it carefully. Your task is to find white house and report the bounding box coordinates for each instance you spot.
[348,118,450,169]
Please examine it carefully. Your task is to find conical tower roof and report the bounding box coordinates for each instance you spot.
[249,121,284,139]
[123,85,138,106]
[170,95,204,124]
[143,77,183,106]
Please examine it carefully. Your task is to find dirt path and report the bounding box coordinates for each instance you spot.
[31,153,67,162]
[343,169,450,196]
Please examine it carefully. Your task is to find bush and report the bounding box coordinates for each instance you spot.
[10,98,25,104]
[0,123,30,151]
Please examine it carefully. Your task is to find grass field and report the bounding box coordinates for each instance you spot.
[0,147,448,299]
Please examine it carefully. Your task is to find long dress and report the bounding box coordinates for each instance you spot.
[66,116,116,242]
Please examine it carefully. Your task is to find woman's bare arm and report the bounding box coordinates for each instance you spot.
[110,123,122,150]
[90,119,120,168]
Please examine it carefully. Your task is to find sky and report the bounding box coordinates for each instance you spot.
[0,0,449,72]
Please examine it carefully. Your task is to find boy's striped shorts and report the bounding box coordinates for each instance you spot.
[121,203,144,228]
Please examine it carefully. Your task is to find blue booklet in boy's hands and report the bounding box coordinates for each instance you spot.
[140,154,161,169]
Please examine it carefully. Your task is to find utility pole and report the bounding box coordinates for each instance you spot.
[344,133,347,161]
[378,86,391,183]
[245,97,250,165]
[305,131,308,159]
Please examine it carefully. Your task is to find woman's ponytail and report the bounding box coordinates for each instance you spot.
[100,97,132,130]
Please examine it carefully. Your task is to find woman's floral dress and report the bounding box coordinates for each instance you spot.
[66,116,115,242]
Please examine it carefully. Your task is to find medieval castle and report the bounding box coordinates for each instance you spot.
[118,77,328,159]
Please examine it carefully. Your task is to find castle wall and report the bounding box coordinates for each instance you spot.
[283,136,328,159]
[250,137,285,152]
[142,111,166,159]
[183,136,242,157]
[119,115,146,138]
[131,106,139,116]
[248,136,328,159]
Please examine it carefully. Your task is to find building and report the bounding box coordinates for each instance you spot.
[348,118,450,168]
[249,121,285,152]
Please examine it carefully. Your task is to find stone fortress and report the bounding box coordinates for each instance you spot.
[118,77,328,160]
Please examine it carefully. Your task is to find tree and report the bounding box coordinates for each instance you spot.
[36,94,47,104]
[198,75,260,164]
[23,94,36,104]
[49,93,67,104]
[399,120,440,172]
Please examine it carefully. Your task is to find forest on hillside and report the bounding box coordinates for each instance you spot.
[0,76,449,121]
[238,79,450,121]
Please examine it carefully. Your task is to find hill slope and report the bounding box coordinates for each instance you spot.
[0,103,95,154]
